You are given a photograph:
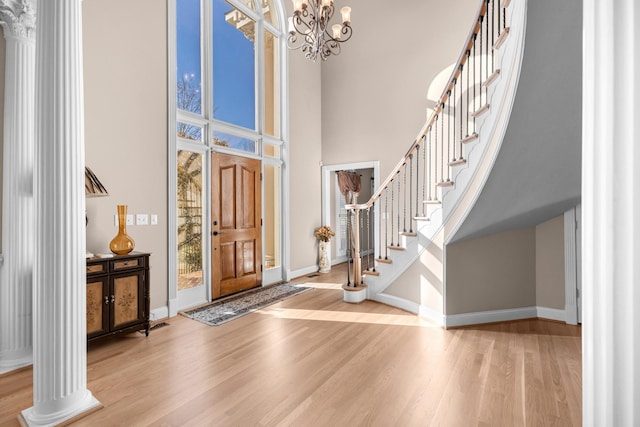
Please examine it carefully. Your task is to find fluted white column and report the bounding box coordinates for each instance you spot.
[0,0,36,375]
[583,0,640,425]
[20,0,101,425]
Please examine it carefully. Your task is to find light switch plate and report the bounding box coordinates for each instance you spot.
[136,214,149,225]
[126,214,134,226]
[150,214,158,225]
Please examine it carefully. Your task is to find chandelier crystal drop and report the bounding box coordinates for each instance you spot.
[287,0,353,62]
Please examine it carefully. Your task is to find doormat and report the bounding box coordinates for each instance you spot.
[180,283,311,326]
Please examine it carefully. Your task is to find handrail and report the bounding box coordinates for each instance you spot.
[362,0,488,209]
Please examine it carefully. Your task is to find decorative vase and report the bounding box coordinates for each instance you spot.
[318,240,330,273]
[110,205,135,255]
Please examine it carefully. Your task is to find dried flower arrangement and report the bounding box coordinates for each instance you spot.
[314,225,335,242]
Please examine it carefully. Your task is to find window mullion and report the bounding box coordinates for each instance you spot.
[203,0,213,147]
[256,17,264,156]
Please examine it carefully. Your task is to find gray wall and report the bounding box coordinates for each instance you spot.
[452,0,582,242]
[446,226,537,314]
[535,215,565,309]
[446,214,566,315]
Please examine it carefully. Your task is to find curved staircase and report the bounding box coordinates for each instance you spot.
[344,0,528,327]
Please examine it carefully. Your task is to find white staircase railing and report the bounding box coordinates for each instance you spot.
[343,0,527,322]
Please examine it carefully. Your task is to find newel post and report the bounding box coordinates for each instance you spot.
[343,204,366,303]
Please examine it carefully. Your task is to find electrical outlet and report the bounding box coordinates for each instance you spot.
[150,214,158,225]
[126,214,134,226]
[136,214,149,225]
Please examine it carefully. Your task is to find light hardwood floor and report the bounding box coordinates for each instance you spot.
[0,263,582,426]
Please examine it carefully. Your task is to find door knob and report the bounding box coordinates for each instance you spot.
[213,231,223,236]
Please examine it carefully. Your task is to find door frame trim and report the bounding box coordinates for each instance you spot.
[564,205,579,325]
[321,161,380,266]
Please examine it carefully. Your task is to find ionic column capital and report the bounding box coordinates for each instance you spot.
[0,0,36,41]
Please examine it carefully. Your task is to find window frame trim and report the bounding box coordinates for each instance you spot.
[168,0,289,316]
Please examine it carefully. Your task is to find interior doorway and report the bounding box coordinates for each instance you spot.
[321,161,380,266]
[211,152,262,299]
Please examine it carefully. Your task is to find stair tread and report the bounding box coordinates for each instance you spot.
[423,200,441,205]
[471,104,490,118]
[400,232,417,237]
[363,270,380,277]
[414,216,430,221]
[449,158,467,167]
[387,245,405,251]
[461,132,479,144]
[482,69,501,88]
[437,180,454,188]
[493,27,510,50]
[377,258,392,264]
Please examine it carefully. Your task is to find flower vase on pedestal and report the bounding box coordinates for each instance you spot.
[318,240,331,273]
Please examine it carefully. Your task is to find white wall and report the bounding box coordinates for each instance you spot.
[286,2,323,275]
[0,0,493,308]
[83,0,168,309]
[289,0,480,274]
[320,0,478,181]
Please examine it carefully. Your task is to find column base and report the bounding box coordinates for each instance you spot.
[19,392,102,427]
[342,284,367,303]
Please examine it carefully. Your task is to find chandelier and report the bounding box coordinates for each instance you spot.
[287,0,352,62]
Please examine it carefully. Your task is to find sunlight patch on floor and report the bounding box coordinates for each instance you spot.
[258,307,439,327]
[294,281,344,290]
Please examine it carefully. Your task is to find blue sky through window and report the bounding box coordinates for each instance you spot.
[176,0,256,132]
[177,0,202,114]
[212,0,256,130]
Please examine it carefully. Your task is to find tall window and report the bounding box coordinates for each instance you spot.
[174,0,285,295]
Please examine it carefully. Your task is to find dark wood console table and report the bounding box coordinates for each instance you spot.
[86,252,150,342]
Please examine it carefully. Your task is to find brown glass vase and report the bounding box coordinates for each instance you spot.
[110,205,135,255]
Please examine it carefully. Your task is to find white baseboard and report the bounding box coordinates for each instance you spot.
[536,306,566,322]
[288,265,320,281]
[150,306,169,321]
[168,298,179,317]
[370,292,419,314]
[0,356,32,375]
[444,306,568,328]
[419,305,445,327]
[332,255,347,265]
[445,306,537,328]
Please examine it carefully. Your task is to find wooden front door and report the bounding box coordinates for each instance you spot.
[211,152,262,299]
